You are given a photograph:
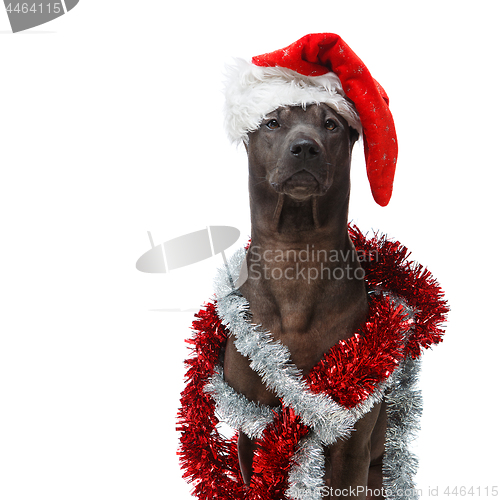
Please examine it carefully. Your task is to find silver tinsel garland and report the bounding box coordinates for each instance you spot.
[204,365,275,440]
[203,248,423,500]
[383,356,423,499]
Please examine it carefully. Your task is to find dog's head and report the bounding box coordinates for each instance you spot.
[245,103,359,203]
[225,34,398,207]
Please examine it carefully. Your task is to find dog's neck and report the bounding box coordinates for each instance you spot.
[240,186,367,344]
[248,181,352,253]
[244,180,363,284]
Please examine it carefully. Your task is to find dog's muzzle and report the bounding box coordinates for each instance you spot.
[270,137,329,199]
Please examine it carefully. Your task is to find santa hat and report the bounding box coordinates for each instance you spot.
[224,33,397,207]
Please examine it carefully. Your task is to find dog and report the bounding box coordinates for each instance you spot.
[178,33,447,500]
[223,103,387,499]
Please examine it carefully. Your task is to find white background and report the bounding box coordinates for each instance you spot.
[0,1,498,498]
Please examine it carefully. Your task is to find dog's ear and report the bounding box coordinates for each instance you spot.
[349,127,359,148]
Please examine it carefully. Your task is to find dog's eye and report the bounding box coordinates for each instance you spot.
[325,119,337,130]
[266,119,280,130]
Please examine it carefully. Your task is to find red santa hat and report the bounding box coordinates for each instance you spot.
[224,33,398,207]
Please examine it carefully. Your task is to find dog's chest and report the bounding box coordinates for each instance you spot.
[237,280,368,374]
[222,283,368,406]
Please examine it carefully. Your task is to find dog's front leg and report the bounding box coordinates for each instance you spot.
[326,402,383,500]
[237,431,258,485]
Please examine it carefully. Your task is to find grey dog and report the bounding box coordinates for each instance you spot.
[223,104,387,499]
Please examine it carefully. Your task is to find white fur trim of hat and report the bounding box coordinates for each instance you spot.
[223,58,362,144]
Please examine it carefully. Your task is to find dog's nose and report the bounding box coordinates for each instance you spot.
[289,138,320,161]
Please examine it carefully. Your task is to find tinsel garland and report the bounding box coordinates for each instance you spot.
[177,225,448,500]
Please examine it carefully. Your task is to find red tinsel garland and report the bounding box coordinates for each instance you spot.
[306,295,409,409]
[348,225,448,357]
[177,225,448,499]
